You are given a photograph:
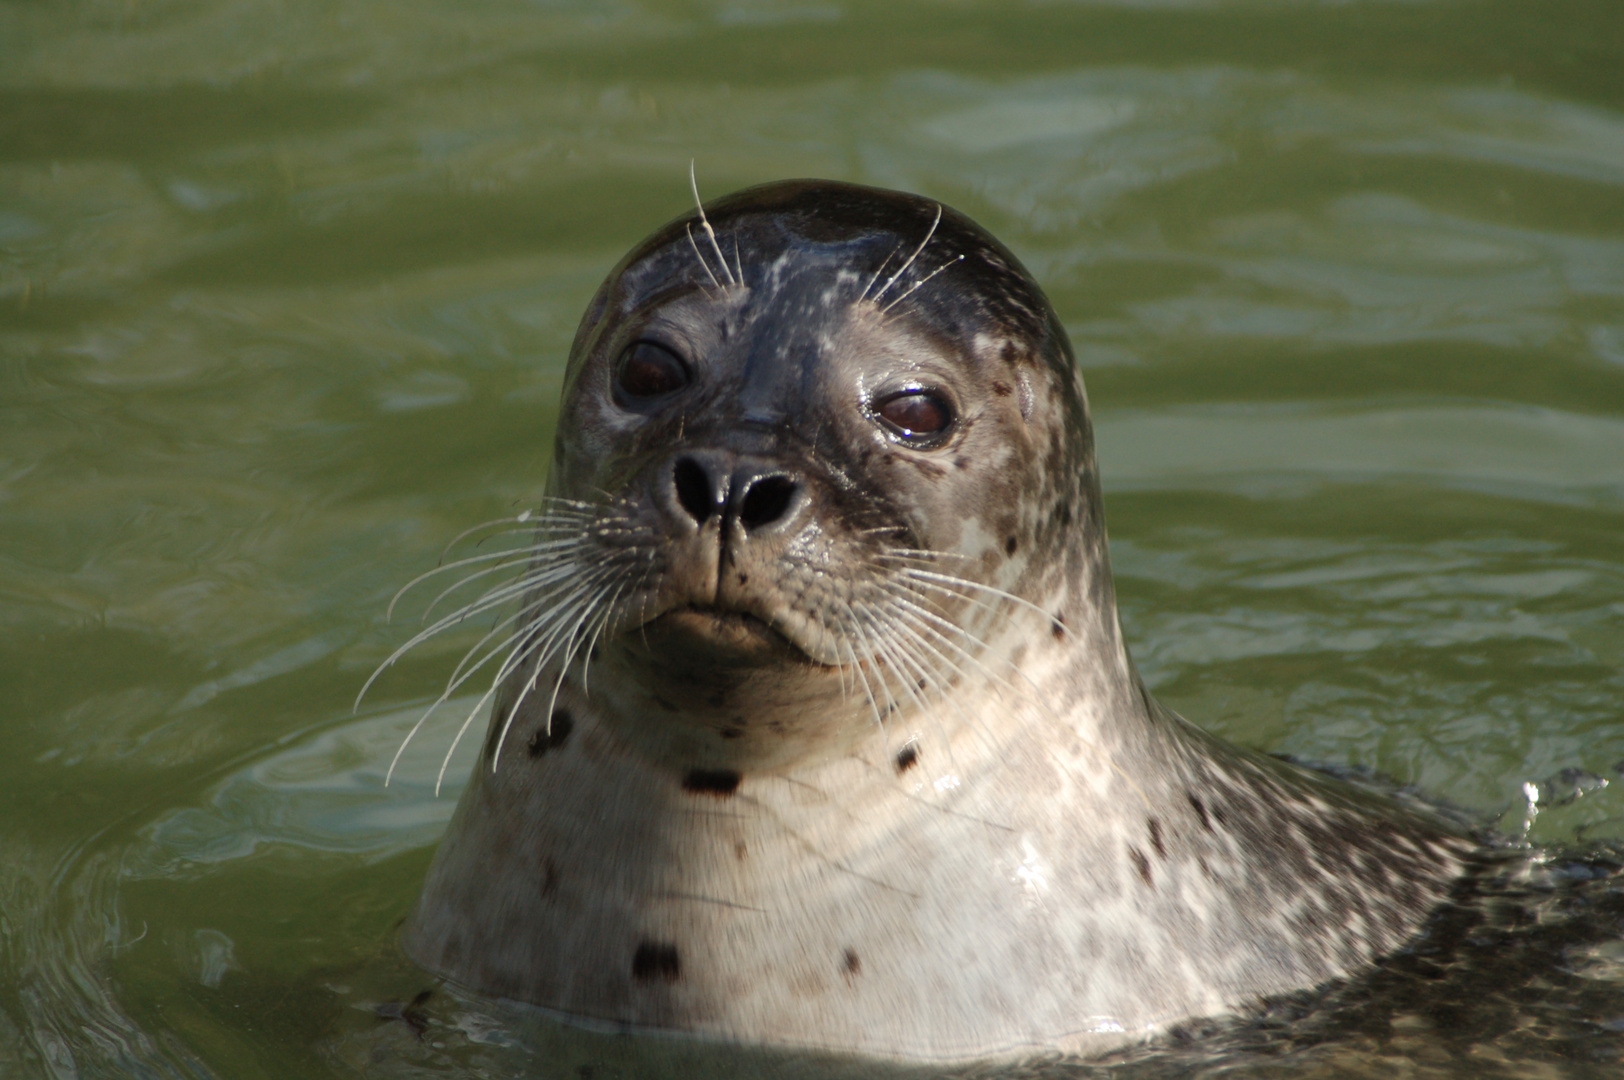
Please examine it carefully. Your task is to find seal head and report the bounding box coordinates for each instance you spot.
[400,180,1467,1063]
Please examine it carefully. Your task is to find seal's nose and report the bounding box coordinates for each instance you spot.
[669,454,803,533]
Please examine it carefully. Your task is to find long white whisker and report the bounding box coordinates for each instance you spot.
[858,244,901,304]
[487,595,590,759]
[383,610,542,788]
[866,603,982,780]
[435,512,538,562]
[863,613,932,720]
[576,582,626,701]
[686,223,722,293]
[881,574,1153,810]
[489,572,622,770]
[494,589,607,771]
[689,160,736,287]
[872,204,942,305]
[887,564,1064,631]
[361,551,601,711]
[383,583,587,788]
[434,676,507,796]
[842,629,887,736]
[880,254,965,315]
[875,544,972,562]
[844,609,901,740]
[387,532,593,622]
[382,554,622,787]
[445,579,610,793]
[415,549,580,624]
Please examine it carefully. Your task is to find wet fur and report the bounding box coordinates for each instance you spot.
[390,180,1468,1063]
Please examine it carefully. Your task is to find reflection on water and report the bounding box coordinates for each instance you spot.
[3,0,1622,1076]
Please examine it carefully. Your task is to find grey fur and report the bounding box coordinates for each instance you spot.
[401,180,1468,1064]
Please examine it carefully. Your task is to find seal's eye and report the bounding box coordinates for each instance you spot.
[614,341,689,402]
[876,390,954,444]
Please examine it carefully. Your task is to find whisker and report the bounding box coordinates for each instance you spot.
[880,575,1153,810]
[490,585,609,770]
[865,603,982,781]
[388,535,586,622]
[686,223,722,294]
[411,538,600,623]
[368,566,566,697]
[858,243,901,304]
[689,160,737,287]
[880,254,966,315]
[871,204,942,305]
[383,570,611,788]
[576,581,626,700]
[889,565,1064,632]
[441,576,614,792]
[439,504,597,557]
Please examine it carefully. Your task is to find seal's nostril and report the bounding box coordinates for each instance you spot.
[673,457,716,524]
[738,475,798,530]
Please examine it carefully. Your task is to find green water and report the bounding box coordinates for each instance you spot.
[3,0,1623,1076]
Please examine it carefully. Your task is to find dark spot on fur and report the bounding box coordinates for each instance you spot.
[1148,818,1167,859]
[527,710,574,757]
[1060,505,1072,527]
[843,948,861,976]
[1004,536,1018,555]
[954,455,971,470]
[683,768,741,796]
[735,841,748,861]
[1129,846,1154,889]
[1188,793,1213,833]
[895,743,919,773]
[1211,802,1229,828]
[737,572,749,584]
[992,380,1013,397]
[541,857,558,896]
[719,725,745,740]
[631,941,681,981]
[1051,613,1067,640]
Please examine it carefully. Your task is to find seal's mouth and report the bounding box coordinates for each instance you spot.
[637,605,828,668]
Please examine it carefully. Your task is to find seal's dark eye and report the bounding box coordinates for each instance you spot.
[876,390,954,443]
[614,341,689,401]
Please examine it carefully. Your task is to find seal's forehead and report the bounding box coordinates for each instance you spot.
[611,180,1062,361]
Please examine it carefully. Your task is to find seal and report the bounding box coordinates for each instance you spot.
[391,179,1470,1064]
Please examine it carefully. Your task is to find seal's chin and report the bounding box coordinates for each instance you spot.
[639,606,814,668]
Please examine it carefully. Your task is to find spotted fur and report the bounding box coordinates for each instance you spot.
[401,180,1469,1064]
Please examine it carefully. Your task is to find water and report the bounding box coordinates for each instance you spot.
[3,0,1623,1075]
